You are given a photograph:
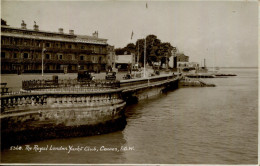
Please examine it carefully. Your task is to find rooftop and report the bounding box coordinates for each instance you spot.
[1,25,108,45]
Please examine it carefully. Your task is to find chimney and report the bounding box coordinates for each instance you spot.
[69,30,74,35]
[58,28,64,34]
[92,31,98,38]
[21,20,26,29]
[33,21,39,31]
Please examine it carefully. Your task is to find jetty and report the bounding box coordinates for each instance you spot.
[185,73,216,78]
[179,76,215,87]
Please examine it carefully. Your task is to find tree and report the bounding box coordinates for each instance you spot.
[1,19,7,25]
[158,42,174,67]
[115,48,126,55]
[115,34,176,67]
[125,43,136,53]
[115,43,136,55]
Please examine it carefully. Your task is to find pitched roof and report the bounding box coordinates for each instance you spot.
[1,25,108,45]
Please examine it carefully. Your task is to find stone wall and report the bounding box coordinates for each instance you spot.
[1,91,126,149]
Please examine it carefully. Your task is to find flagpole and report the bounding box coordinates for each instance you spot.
[137,41,139,65]
[144,37,146,78]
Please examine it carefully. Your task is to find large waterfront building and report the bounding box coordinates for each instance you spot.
[1,21,108,74]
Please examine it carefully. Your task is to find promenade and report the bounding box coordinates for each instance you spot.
[1,72,128,92]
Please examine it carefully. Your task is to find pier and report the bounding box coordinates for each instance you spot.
[120,74,179,103]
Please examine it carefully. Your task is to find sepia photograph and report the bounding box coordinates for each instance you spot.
[0,0,258,165]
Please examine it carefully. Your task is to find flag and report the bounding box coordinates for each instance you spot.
[131,30,134,40]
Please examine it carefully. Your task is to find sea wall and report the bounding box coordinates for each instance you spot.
[1,75,180,148]
[122,78,179,104]
[1,91,126,148]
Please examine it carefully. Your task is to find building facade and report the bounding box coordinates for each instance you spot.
[176,53,189,62]
[115,53,135,71]
[106,45,116,70]
[175,53,190,71]
[1,21,108,74]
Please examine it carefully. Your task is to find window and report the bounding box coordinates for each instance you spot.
[1,52,6,58]
[57,65,60,70]
[80,56,84,60]
[46,54,50,59]
[68,45,72,49]
[81,46,85,49]
[80,65,84,70]
[36,42,40,47]
[71,54,75,60]
[23,53,29,59]
[45,43,50,48]
[24,65,29,70]
[13,53,17,59]
[59,55,63,60]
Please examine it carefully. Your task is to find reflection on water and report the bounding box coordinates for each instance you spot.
[1,68,258,164]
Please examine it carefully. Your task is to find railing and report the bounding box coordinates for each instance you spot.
[22,79,120,91]
[120,74,178,88]
[0,92,123,114]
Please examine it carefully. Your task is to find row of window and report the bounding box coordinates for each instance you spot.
[1,37,106,53]
[1,52,105,63]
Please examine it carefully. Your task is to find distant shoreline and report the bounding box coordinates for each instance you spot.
[207,67,258,69]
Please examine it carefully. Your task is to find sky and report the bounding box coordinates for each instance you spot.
[1,0,258,67]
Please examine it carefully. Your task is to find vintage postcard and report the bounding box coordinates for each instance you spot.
[0,0,258,165]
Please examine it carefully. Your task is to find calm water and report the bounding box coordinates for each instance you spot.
[1,68,258,164]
